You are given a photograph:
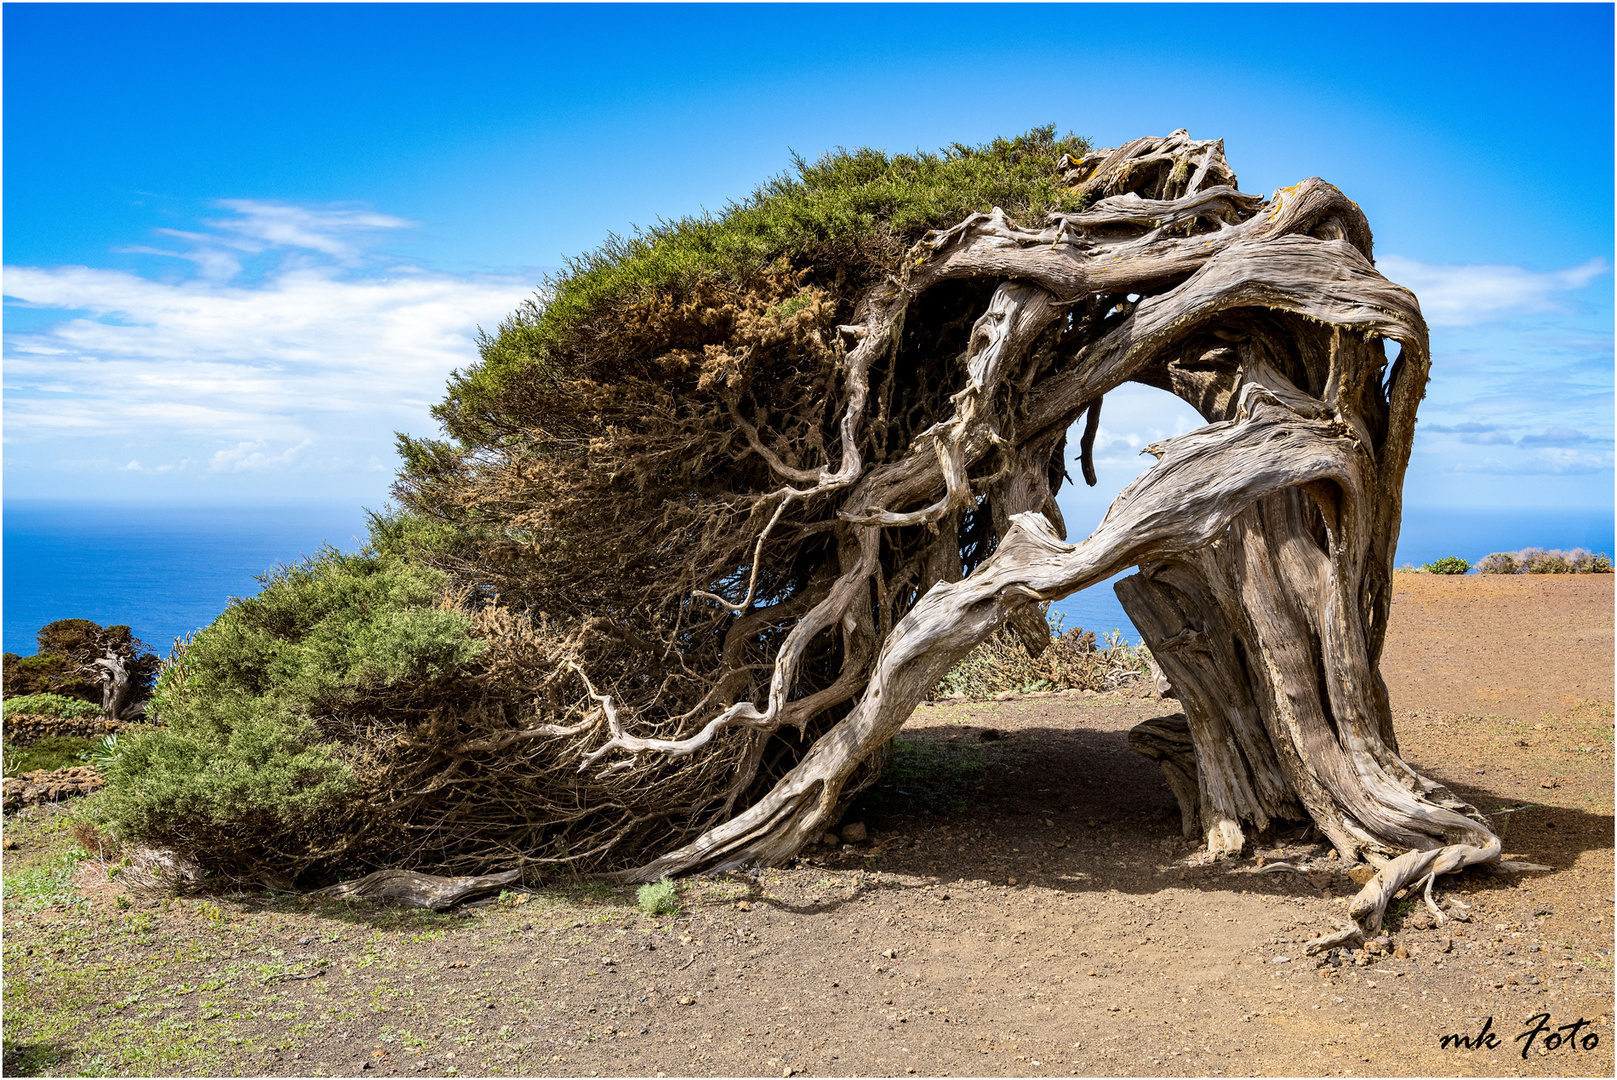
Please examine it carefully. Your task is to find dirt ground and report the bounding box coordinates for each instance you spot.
[3,573,1612,1078]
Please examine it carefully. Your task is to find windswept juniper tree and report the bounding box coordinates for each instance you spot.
[112,130,1508,950]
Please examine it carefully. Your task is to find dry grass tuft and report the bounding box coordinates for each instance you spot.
[935,618,1151,699]
[1475,547,1612,575]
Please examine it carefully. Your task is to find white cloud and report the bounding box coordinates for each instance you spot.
[210,438,312,472]
[206,200,414,259]
[3,200,539,485]
[108,201,417,281]
[1418,421,1515,446]
[1378,254,1608,327]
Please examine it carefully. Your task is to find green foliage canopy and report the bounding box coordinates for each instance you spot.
[105,128,1132,883]
[423,126,1090,446]
[2,619,161,704]
[1,693,105,719]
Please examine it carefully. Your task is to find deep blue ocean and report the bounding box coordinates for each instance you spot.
[4,501,1613,656]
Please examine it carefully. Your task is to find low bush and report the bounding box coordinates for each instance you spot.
[99,526,489,883]
[934,615,1152,699]
[1475,548,1613,575]
[1422,556,1471,575]
[1,693,104,719]
[2,735,102,775]
[636,878,681,917]
[93,509,806,887]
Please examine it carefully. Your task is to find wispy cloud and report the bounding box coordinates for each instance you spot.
[210,438,313,472]
[206,200,414,258]
[1398,253,1612,500]
[1378,254,1608,327]
[118,200,418,279]
[1450,446,1613,476]
[3,201,537,488]
[1517,426,1604,448]
[1421,421,1515,445]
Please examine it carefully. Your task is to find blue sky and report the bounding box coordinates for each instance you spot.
[4,2,1613,526]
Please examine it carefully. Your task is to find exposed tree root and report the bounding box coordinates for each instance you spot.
[308,868,522,910]
[257,130,1506,936]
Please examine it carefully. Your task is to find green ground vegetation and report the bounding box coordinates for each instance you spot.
[635,878,681,917]
[2,694,104,720]
[1,794,782,1077]
[2,735,103,776]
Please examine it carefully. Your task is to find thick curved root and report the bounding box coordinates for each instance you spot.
[1304,837,1502,954]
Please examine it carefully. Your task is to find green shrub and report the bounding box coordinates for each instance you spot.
[1,693,104,719]
[2,735,102,775]
[1422,556,1470,575]
[636,878,680,917]
[99,526,489,877]
[103,696,357,839]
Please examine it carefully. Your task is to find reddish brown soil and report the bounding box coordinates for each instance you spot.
[3,574,1612,1078]
[1380,573,1614,722]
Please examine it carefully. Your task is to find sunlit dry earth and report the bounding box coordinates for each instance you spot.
[3,574,1612,1077]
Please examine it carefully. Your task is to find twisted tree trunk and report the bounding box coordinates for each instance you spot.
[590,132,1502,949]
[87,648,133,723]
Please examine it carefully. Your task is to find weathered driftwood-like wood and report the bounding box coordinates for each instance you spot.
[553,131,1504,948]
[308,869,521,910]
[1127,714,1200,839]
[82,649,134,723]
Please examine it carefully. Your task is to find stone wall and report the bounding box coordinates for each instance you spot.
[3,713,132,745]
[2,766,105,812]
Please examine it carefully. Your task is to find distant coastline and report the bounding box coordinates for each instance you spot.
[3,501,372,655]
[4,501,1613,654]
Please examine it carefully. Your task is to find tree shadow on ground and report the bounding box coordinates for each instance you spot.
[832,717,1613,912]
[215,708,1611,925]
[1,1038,67,1078]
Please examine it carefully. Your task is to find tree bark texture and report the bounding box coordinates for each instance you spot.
[386,132,1501,946]
[556,132,1502,949]
[309,869,522,910]
[85,649,134,724]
